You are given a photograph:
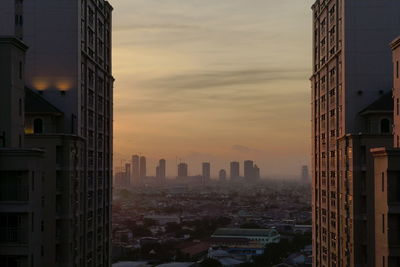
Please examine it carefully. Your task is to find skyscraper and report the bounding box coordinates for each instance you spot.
[311,1,400,266]
[159,159,166,180]
[372,38,400,267]
[1,0,114,266]
[202,162,211,184]
[219,169,227,181]
[253,165,260,180]
[132,155,140,185]
[301,165,309,183]
[230,161,240,180]
[140,156,147,180]
[177,163,188,178]
[244,160,254,180]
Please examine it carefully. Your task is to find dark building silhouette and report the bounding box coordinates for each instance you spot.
[244,160,254,180]
[202,162,210,184]
[159,159,166,180]
[230,161,240,180]
[140,156,146,180]
[178,163,188,178]
[219,169,227,181]
[132,155,140,185]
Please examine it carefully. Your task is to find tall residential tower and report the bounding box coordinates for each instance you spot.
[311,0,400,266]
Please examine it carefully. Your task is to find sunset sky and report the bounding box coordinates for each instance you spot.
[109,0,314,178]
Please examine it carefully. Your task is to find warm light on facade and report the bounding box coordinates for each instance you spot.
[32,79,50,91]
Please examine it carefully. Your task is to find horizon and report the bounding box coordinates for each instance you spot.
[109,0,315,177]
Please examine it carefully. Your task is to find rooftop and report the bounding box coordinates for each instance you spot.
[212,228,279,237]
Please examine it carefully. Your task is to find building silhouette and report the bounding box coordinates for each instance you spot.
[372,39,400,267]
[244,160,255,180]
[131,155,140,185]
[301,165,309,183]
[177,163,188,178]
[219,169,227,181]
[0,0,113,266]
[139,156,147,181]
[230,161,240,180]
[159,159,166,180]
[202,162,211,184]
[311,1,400,266]
[254,164,260,180]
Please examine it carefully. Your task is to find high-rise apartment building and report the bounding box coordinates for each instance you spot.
[131,155,140,185]
[230,161,240,180]
[178,163,188,178]
[244,160,254,180]
[372,37,400,267]
[311,1,400,266]
[219,169,227,181]
[202,162,211,184]
[0,0,114,266]
[301,165,309,183]
[159,159,166,181]
[139,156,146,181]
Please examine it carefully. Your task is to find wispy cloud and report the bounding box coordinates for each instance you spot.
[142,68,309,91]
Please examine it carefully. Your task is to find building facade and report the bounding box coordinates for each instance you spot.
[0,0,114,266]
[202,162,210,184]
[230,162,240,181]
[311,0,400,266]
[371,37,400,267]
[131,155,140,185]
[178,163,188,178]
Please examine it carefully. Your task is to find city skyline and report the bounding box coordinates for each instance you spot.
[109,0,314,176]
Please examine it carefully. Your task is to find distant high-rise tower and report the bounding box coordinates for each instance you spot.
[125,163,131,186]
[301,165,309,183]
[159,159,166,180]
[244,160,254,180]
[230,161,240,180]
[219,169,227,181]
[253,165,260,180]
[139,156,146,180]
[132,155,140,184]
[177,163,188,178]
[202,162,211,183]
[311,0,400,266]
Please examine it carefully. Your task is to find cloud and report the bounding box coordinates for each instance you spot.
[142,68,309,91]
[232,145,264,154]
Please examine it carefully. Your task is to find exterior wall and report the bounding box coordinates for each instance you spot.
[25,134,83,267]
[230,162,240,180]
[392,39,400,148]
[311,1,400,266]
[372,148,400,267]
[22,1,114,266]
[0,38,27,148]
[0,149,44,267]
[0,0,23,39]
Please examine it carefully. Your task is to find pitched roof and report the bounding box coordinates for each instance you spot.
[25,88,63,115]
[360,92,393,114]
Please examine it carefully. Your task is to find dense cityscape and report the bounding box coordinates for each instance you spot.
[2,0,400,267]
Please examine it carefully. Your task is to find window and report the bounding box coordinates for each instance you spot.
[33,118,43,134]
[380,118,391,133]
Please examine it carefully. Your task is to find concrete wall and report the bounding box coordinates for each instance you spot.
[343,0,400,133]
[23,0,80,133]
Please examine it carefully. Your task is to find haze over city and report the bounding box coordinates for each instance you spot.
[110,0,315,177]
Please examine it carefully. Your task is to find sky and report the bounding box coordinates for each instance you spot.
[109,0,315,178]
